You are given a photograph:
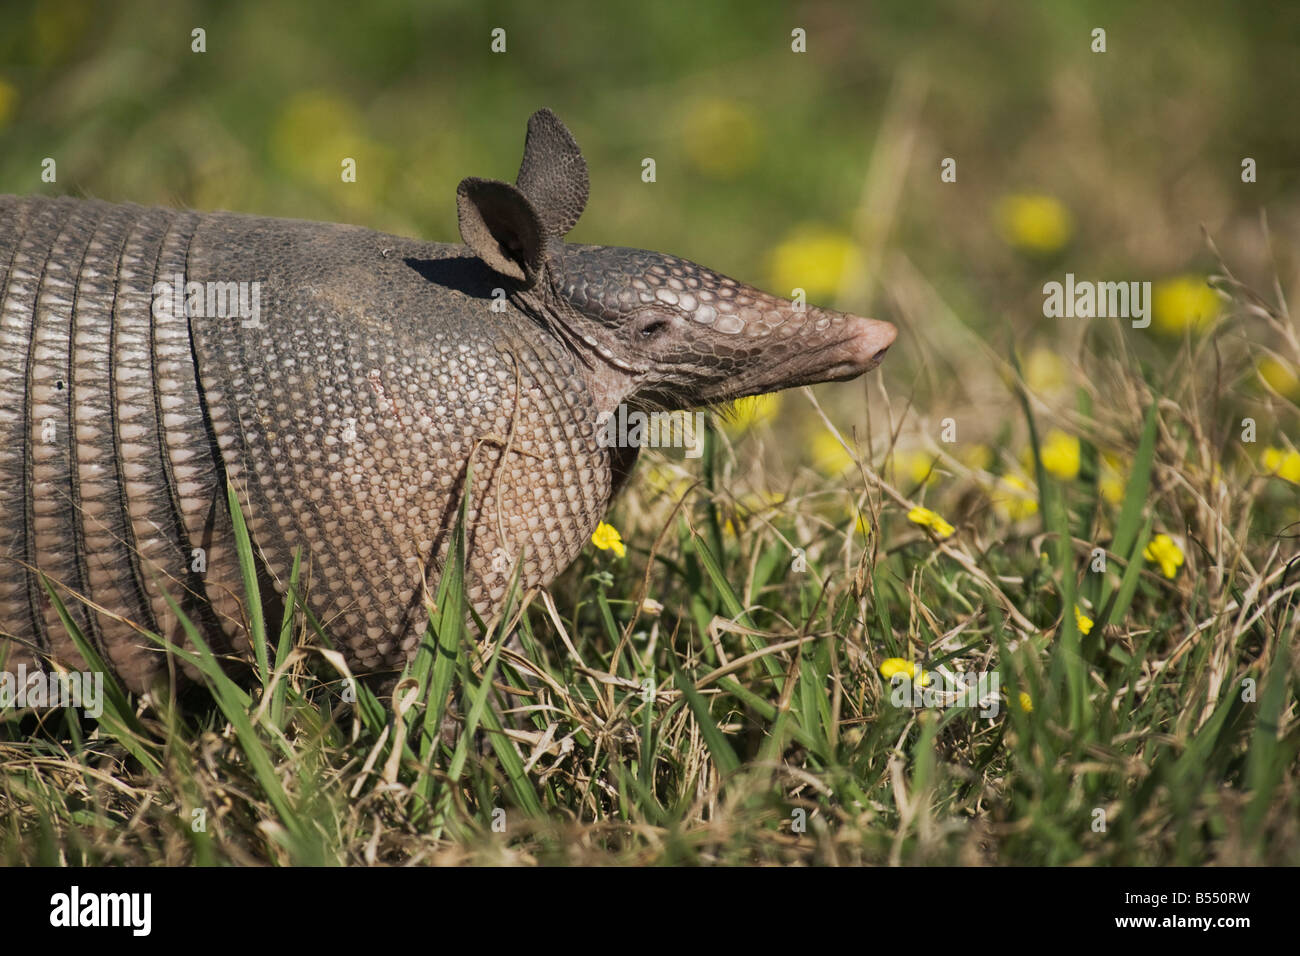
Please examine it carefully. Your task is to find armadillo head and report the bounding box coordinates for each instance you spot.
[457,109,896,412]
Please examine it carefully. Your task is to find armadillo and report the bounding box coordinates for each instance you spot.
[0,109,895,693]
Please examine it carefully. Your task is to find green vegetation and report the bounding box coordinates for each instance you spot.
[2,0,1298,864]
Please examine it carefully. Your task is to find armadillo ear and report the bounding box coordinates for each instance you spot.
[456,177,546,285]
[515,108,589,240]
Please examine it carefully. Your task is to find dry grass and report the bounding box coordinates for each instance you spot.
[3,221,1297,865]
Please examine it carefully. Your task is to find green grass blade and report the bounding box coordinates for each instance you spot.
[692,531,782,680]
[153,587,311,854]
[37,574,161,774]
[1102,402,1159,610]
[269,547,303,728]
[1103,519,1152,628]
[671,653,740,779]
[226,482,269,688]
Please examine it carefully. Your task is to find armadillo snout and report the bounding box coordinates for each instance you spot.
[838,314,897,375]
[550,244,897,405]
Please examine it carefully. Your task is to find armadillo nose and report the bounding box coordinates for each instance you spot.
[846,316,897,371]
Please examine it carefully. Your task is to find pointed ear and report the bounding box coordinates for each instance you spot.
[456,177,546,284]
[515,108,589,240]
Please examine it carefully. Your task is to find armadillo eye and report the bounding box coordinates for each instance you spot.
[635,315,670,340]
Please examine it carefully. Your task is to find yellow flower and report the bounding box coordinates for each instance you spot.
[738,491,784,515]
[962,444,995,472]
[992,474,1039,521]
[1016,691,1033,713]
[1074,605,1094,635]
[1143,534,1184,579]
[1262,447,1300,484]
[682,97,758,178]
[644,464,692,499]
[995,194,1073,255]
[1024,347,1069,393]
[879,658,931,686]
[1039,429,1081,481]
[811,431,857,476]
[1098,453,1127,505]
[855,510,872,539]
[723,488,781,538]
[767,224,858,302]
[591,522,626,558]
[727,393,781,432]
[1152,276,1219,335]
[908,506,955,539]
[1099,474,1125,505]
[892,449,938,486]
[1258,357,1300,401]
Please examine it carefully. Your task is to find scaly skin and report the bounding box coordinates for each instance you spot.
[0,109,895,693]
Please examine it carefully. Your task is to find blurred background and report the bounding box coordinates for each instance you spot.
[2,0,1297,477]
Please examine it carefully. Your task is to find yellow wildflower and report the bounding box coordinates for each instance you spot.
[995,194,1073,255]
[591,522,626,558]
[1099,453,1127,505]
[811,431,856,476]
[644,464,692,499]
[1152,276,1219,335]
[962,444,995,472]
[892,449,938,486]
[1143,534,1184,579]
[767,224,858,302]
[908,506,955,539]
[1258,356,1300,401]
[1039,429,1081,480]
[879,658,931,686]
[724,490,781,537]
[1262,447,1300,484]
[1016,692,1033,713]
[738,491,784,515]
[992,474,1039,521]
[726,393,781,432]
[1024,347,1069,393]
[1099,475,1125,505]
[1074,605,1094,635]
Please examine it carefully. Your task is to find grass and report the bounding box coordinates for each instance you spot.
[0,0,1296,870]
[2,233,1297,866]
